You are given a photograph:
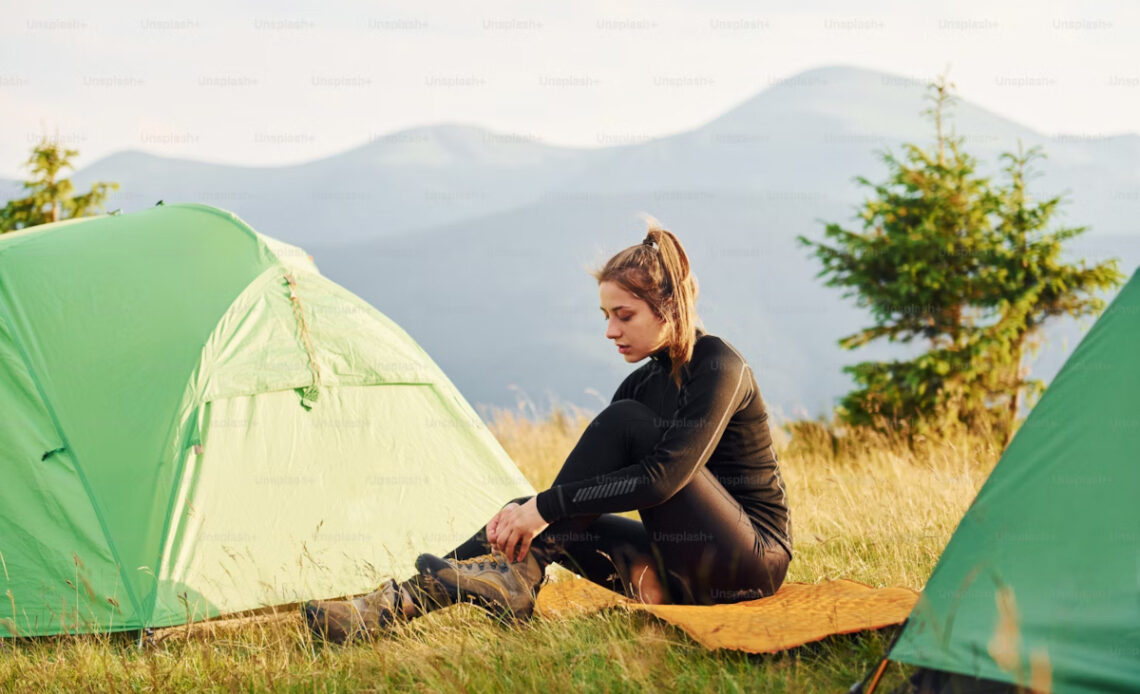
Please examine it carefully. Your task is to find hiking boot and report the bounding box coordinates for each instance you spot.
[303,573,453,644]
[414,549,546,624]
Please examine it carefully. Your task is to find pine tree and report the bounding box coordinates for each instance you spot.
[798,74,1123,440]
[0,135,119,233]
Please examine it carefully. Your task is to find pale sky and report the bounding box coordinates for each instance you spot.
[1,0,1137,178]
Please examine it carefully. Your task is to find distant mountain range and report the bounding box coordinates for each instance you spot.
[7,65,1139,417]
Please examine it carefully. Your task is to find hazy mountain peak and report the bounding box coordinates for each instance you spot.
[705,64,1035,147]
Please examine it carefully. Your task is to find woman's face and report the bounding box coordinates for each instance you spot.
[599,280,669,363]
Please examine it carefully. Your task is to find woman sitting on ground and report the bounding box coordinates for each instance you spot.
[305,220,794,643]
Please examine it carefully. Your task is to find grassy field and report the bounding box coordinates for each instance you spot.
[0,400,1003,693]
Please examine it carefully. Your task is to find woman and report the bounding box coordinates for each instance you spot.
[305,222,793,643]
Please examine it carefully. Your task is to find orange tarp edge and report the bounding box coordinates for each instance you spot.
[534,576,918,654]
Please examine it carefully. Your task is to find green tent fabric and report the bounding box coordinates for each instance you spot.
[885,269,1140,693]
[0,203,535,637]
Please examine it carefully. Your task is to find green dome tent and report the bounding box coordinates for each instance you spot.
[0,203,534,637]
[866,269,1140,693]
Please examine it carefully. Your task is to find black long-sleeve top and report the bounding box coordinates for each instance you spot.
[534,329,793,558]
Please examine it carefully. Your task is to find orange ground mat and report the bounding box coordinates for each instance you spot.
[533,576,919,654]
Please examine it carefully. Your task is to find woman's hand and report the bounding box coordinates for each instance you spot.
[486,497,550,563]
[486,503,517,547]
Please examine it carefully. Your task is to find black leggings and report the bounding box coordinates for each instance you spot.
[443,399,790,605]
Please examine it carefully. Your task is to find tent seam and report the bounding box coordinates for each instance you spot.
[142,411,202,626]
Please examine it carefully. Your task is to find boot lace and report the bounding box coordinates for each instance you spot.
[452,553,512,573]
